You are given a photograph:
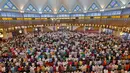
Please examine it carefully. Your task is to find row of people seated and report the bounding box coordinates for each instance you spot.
[0,31,130,73]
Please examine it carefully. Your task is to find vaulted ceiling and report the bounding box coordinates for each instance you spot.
[0,0,130,13]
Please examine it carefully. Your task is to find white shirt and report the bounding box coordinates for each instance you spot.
[104,69,108,73]
[2,67,5,72]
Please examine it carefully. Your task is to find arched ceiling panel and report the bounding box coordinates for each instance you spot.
[120,0,128,5]
[11,0,28,10]
[49,0,60,12]
[58,0,69,12]
[62,0,76,11]
[79,0,94,11]
[97,0,110,8]
[31,0,47,11]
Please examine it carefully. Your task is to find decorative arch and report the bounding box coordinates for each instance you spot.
[3,0,18,10]
[106,0,120,8]
[88,3,99,11]
[58,5,68,13]
[73,5,83,12]
[25,4,37,12]
[43,5,53,13]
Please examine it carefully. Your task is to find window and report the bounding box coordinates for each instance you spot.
[1,12,6,17]
[30,14,34,17]
[73,5,82,12]
[88,3,99,11]
[11,13,15,17]
[25,4,37,12]
[6,12,12,17]
[59,6,68,12]
[106,0,120,8]
[34,14,40,18]
[3,0,18,10]
[24,14,28,17]
[43,6,53,13]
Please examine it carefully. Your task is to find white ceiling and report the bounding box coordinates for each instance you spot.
[1,0,130,13]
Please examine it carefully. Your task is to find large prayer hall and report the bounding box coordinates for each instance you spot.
[0,0,130,73]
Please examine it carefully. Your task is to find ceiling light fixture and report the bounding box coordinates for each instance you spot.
[121,6,126,9]
[69,12,71,13]
[39,12,42,14]
[20,11,24,13]
[54,11,57,14]
[100,9,104,12]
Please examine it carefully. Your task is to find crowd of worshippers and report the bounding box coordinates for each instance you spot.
[0,31,130,73]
